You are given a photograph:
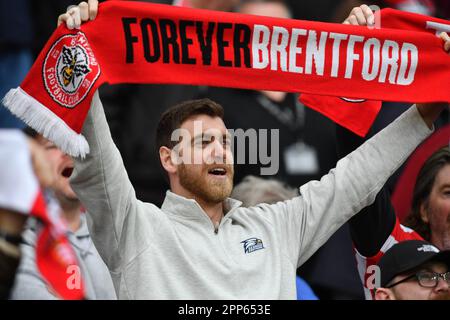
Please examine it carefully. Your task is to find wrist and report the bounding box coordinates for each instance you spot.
[415,103,447,129]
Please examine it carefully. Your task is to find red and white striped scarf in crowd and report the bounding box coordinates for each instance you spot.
[0,130,85,300]
[2,1,449,157]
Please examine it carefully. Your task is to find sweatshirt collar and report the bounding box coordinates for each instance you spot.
[161,190,242,221]
[74,214,90,238]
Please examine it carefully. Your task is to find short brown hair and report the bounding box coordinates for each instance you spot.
[403,146,450,240]
[156,98,224,151]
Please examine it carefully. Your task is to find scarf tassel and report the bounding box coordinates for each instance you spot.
[2,87,89,158]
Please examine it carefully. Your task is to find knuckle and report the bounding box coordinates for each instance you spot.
[66,4,77,12]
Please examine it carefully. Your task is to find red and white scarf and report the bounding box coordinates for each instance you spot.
[2,2,449,157]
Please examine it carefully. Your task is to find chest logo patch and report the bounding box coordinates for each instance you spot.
[241,237,264,254]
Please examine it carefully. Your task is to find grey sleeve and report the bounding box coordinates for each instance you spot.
[10,237,58,300]
[266,105,433,268]
[70,91,156,273]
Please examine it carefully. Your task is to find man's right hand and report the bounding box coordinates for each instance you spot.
[342,4,375,26]
[57,0,98,29]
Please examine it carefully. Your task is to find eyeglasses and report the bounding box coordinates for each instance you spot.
[387,271,450,288]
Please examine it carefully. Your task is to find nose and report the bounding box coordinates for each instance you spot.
[61,152,71,161]
[60,152,74,167]
[211,139,226,162]
[435,276,449,294]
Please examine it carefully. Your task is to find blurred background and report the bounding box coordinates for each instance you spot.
[1,0,449,300]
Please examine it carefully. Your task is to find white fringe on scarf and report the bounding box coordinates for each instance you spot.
[2,87,89,158]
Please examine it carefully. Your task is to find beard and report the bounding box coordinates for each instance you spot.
[178,163,234,204]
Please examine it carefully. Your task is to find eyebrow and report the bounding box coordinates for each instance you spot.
[191,133,230,143]
[44,142,57,148]
[417,263,448,273]
[191,133,209,143]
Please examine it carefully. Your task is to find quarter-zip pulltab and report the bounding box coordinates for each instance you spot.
[213,221,220,235]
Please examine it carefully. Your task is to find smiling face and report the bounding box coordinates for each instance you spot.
[36,136,78,202]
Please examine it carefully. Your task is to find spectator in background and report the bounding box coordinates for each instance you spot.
[333,8,449,299]
[231,175,298,207]
[391,125,450,222]
[403,146,450,249]
[337,123,449,299]
[10,129,116,300]
[375,240,449,300]
[0,130,54,299]
[232,175,319,300]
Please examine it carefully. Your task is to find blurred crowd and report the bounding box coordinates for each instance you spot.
[0,0,449,300]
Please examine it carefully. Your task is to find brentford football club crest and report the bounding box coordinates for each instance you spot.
[43,32,100,108]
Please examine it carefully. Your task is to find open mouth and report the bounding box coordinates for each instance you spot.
[208,167,227,176]
[61,167,74,178]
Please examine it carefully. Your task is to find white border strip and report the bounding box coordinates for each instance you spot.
[2,87,89,158]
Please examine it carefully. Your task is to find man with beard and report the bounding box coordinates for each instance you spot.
[375,240,450,300]
[57,1,450,299]
[10,129,116,300]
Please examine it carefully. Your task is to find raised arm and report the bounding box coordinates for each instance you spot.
[258,5,448,268]
[69,91,140,270]
[335,123,397,257]
[58,1,152,271]
[263,104,435,269]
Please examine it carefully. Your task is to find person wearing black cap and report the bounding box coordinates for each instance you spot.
[375,240,450,300]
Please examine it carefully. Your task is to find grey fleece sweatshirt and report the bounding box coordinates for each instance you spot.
[70,91,432,299]
[11,213,116,300]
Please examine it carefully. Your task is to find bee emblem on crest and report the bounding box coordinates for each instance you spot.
[59,46,91,90]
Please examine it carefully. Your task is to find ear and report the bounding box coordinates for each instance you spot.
[374,288,396,300]
[159,146,177,175]
[419,202,429,224]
